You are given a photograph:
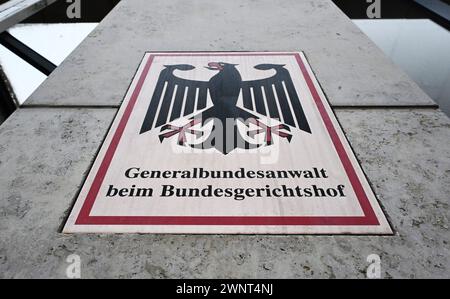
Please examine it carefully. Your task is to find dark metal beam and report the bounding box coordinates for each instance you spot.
[0,31,56,75]
[0,65,18,125]
[414,0,450,21]
[0,0,59,33]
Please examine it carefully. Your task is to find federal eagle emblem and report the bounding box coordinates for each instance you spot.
[140,62,311,155]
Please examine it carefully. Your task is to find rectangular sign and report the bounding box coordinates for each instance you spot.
[64,52,392,234]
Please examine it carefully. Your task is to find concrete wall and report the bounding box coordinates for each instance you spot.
[0,0,448,278]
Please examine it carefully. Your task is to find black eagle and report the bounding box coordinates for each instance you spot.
[140,62,311,155]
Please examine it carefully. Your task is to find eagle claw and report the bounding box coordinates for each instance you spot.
[247,118,292,145]
[159,119,203,145]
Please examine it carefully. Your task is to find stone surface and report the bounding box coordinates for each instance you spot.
[23,0,436,107]
[0,108,448,278]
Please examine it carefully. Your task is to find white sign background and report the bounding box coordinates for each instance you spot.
[64,52,392,234]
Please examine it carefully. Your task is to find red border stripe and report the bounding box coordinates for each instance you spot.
[294,53,378,225]
[76,55,154,223]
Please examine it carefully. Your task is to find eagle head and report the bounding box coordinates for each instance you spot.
[205,62,238,71]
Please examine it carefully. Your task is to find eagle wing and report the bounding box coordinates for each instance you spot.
[140,64,211,134]
[241,64,311,133]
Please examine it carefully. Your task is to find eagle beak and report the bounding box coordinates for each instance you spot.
[205,62,223,70]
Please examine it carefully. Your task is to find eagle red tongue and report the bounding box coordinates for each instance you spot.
[207,62,223,70]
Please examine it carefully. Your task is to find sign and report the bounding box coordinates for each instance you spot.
[64,52,392,234]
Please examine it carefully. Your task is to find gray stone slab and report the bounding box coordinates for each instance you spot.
[0,107,448,278]
[23,0,436,107]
